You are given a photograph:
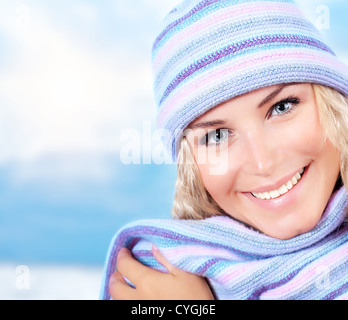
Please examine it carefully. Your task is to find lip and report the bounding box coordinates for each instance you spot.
[243,163,310,210]
[247,167,306,194]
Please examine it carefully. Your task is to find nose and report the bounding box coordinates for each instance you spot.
[241,131,277,176]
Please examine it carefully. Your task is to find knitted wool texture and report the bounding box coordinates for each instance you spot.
[153,0,348,160]
[100,186,348,300]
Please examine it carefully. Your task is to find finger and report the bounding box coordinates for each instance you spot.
[109,271,135,300]
[116,247,158,284]
[152,245,180,274]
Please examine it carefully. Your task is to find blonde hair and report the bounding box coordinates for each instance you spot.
[171,136,226,219]
[171,84,348,220]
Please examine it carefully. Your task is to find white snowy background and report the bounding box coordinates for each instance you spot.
[0,0,347,299]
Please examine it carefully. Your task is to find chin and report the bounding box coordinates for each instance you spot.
[263,213,322,240]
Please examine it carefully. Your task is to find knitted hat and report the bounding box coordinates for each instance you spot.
[152,0,348,160]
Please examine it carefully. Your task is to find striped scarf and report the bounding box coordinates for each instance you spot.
[100,187,348,300]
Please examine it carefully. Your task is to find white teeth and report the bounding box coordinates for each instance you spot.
[270,190,280,198]
[291,176,298,185]
[278,185,288,195]
[263,192,271,200]
[251,167,305,200]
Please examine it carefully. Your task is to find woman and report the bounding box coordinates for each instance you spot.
[101,0,348,300]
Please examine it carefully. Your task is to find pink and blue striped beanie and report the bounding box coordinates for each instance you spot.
[152,0,348,160]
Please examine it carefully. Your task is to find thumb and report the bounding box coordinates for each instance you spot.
[152,245,179,274]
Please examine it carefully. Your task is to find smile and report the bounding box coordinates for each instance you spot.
[251,167,305,200]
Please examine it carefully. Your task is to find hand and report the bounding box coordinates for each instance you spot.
[109,245,215,300]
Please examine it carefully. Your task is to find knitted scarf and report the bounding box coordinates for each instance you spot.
[100,187,348,300]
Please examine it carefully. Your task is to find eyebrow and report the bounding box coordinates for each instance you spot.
[189,83,296,129]
[189,120,226,129]
[258,83,294,109]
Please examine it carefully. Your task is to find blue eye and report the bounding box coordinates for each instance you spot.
[202,129,230,146]
[271,101,292,115]
[269,97,300,117]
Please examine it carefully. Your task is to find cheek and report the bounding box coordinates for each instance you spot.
[288,104,340,176]
[279,108,324,159]
[197,160,237,202]
[197,164,219,194]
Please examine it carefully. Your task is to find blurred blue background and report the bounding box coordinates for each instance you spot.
[0,0,347,299]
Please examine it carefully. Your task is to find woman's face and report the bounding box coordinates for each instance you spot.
[186,83,340,239]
